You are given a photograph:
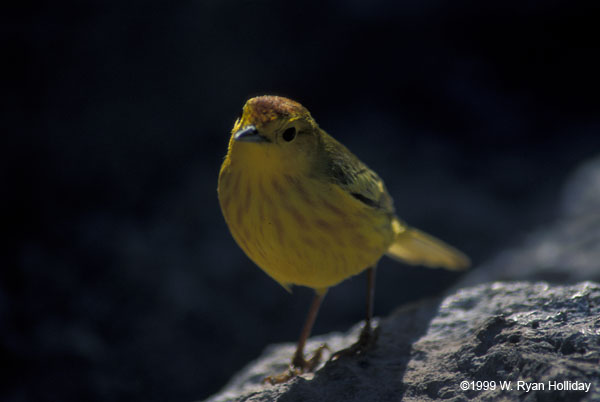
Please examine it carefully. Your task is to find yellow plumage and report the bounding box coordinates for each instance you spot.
[218,96,468,294]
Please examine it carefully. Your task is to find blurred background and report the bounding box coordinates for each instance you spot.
[4,1,600,401]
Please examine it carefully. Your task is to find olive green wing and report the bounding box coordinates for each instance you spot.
[319,132,395,214]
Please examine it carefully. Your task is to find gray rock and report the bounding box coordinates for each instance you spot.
[206,282,600,401]
[457,155,600,288]
[562,156,600,218]
[456,213,600,287]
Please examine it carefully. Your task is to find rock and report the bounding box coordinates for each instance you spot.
[562,156,600,218]
[456,213,600,287]
[205,282,600,401]
[456,155,600,288]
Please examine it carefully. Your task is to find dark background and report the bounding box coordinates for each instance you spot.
[4,1,600,401]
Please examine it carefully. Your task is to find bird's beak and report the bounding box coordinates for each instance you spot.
[233,125,270,143]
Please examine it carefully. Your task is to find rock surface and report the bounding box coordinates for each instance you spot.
[206,282,600,401]
[457,156,600,288]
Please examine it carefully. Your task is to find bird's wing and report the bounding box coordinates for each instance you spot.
[319,133,395,214]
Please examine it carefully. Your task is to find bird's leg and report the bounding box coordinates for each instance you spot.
[264,291,328,384]
[291,291,328,371]
[330,266,378,361]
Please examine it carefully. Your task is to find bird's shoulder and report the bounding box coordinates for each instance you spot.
[315,130,395,214]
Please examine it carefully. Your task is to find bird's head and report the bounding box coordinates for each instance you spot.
[227,96,322,172]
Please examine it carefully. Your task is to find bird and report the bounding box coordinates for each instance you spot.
[217,95,469,383]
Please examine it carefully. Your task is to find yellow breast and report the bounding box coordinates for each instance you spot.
[218,158,394,291]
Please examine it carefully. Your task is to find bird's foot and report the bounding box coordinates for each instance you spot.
[263,343,329,385]
[329,323,378,361]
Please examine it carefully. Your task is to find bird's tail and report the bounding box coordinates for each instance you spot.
[385,218,470,271]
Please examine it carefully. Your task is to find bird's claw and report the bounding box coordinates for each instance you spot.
[263,343,329,385]
[329,323,378,361]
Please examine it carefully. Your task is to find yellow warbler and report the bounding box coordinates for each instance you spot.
[218,95,469,382]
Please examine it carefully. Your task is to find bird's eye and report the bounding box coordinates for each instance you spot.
[282,127,296,142]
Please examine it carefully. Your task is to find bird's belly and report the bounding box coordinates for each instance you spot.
[219,170,394,290]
